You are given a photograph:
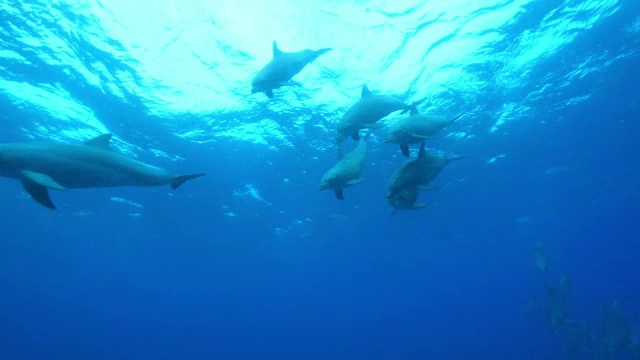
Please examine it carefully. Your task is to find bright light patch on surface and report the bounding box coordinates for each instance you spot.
[0,0,633,150]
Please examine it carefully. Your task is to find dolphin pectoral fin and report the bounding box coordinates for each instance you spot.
[22,180,56,210]
[400,143,410,157]
[417,185,437,191]
[265,89,274,98]
[334,189,345,200]
[21,171,66,191]
[346,178,364,186]
[351,132,360,141]
[171,173,206,190]
[84,134,113,149]
[391,209,398,216]
[412,203,427,209]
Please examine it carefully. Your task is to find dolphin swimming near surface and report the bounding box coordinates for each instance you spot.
[385,103,463,157]
[387,141,463,199]
[335,84,409,144]
[319,132,370,200]
[251,41,332,99]
[0,134,205,209]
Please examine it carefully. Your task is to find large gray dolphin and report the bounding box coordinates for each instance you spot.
[0,134,205,209]
[387,141,462,199]
[319,133,369,200]
[251,41,332,98]
[385,103,463,157]
[335,84,409,143]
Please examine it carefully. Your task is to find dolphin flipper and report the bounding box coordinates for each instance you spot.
[22,180,56,210]
[171,173,206,190]
[21,170,66,190]
[265,89,274,98]
[351,132,360,141]
[334,189,345,200]
[400,143,410,157]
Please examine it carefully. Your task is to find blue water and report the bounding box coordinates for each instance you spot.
[1,0,640,359]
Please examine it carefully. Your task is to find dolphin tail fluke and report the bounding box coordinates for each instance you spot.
[22,180,56,210]
[171,173,206,190]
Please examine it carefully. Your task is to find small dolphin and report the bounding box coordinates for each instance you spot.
[335,84,408,143]
[0,134,205,209]
[544,274,572,333]
[601,300,631,356]
[319,133,369,200]
[387,141,462,199]
[251,41,331,98]
[534,240,548,272]
[387,186,427,215]
[385,103,463,157]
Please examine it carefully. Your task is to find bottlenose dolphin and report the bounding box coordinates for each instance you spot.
[387,186,427,215]
[544,274,572,333]
[534,240,548,272]
[319,133,369,200]
[385,103,463,157]
[251,41,332,98]
[387,141,462,199]
[335,84,408,143]
[0,134,205,209]
[601,300,631,356]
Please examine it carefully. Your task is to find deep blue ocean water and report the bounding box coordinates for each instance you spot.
[1,1,639,359]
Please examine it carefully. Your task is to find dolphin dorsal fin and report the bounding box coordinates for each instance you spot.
[84,134,113,149]
[272,41,282,58]
[361,84,372,98]
[409,103,419,116]
[418,141,426,158]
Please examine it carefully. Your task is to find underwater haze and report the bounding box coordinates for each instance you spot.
[1,0,640,359]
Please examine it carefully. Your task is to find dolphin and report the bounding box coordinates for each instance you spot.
[0,134,205,209]
[385,103,463,157]
[319,133,369,200]
[386,185,427,215]
[387,141,462,199]
[251,41,332,98]
[534,240,548,272]
[544,274,572,333]
[601,300,631,356]
[335,84,409,143]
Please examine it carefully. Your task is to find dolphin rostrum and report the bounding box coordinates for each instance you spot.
[0,134,205,209]
[251,41,332,98]
[335,84,409,144]
[385,103,463,157]
[319,132,370,200]
[387,141,462,200]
